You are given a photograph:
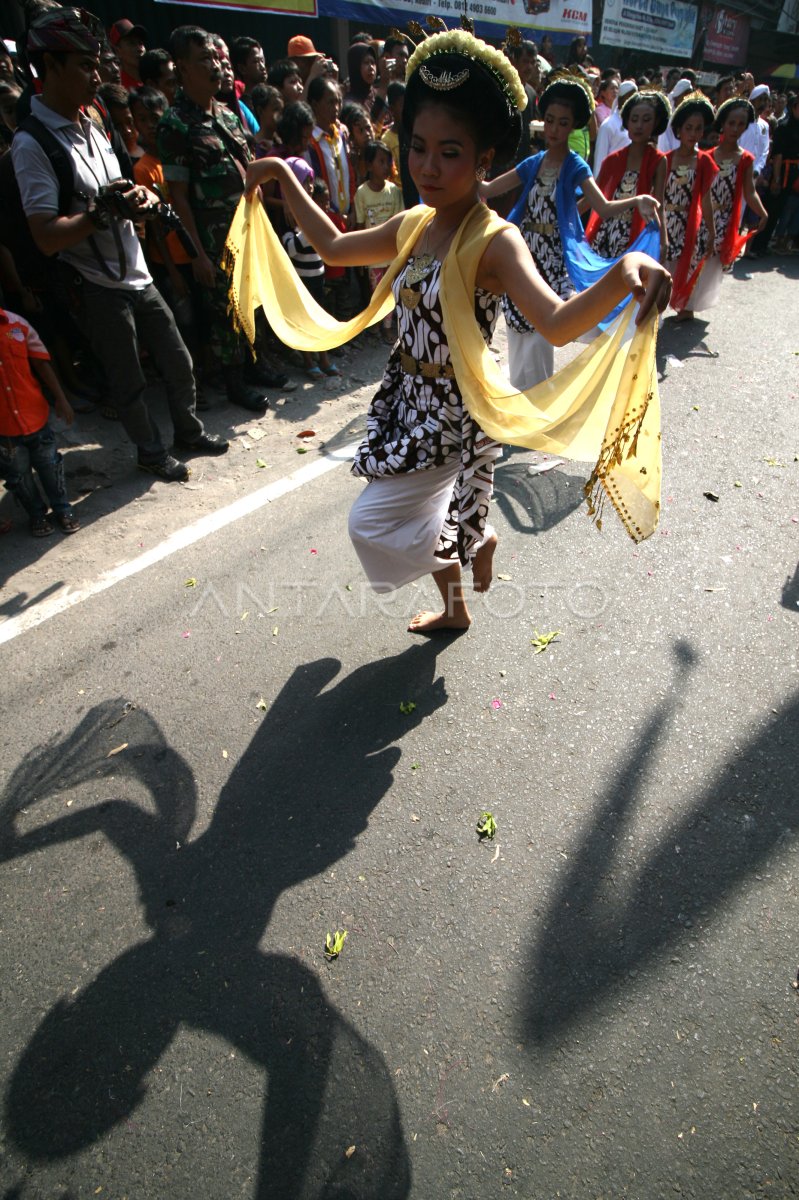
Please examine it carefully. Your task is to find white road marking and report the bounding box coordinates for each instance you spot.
[0,441,360,646]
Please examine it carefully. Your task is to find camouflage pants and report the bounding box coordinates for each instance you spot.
[198,213,250,369]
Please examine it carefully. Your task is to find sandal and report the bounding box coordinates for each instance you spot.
[30,514,54,538]
[321,364,340,377]
[55,510,80,534]
[306,365,324,380]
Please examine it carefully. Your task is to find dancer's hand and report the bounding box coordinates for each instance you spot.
[635,194,661,226]
[622,253,673,323]
[245,159,283,200]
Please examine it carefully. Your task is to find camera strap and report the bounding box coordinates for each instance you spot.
[86,221,127,283]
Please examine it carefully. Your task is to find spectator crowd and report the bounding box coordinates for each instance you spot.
[0,4,796,539]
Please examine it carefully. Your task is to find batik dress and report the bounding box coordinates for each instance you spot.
[502,166,573,389]
[592,170,637,259]
[663,153,720,312]
[349,256,501,592]
[503,165,573,335]
[690,156,738,311]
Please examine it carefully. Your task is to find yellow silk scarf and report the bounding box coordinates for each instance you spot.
[224,195,661,541]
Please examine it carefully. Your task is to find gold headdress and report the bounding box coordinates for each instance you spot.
[621,87,672,136]
[671,89,714,129]
[405,28,527,112]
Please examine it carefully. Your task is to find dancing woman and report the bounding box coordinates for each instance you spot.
[479,74,660,390]
[663,91,717,319]
[239,31,671,634]
[585,90,670,261]
[693,97,768,311]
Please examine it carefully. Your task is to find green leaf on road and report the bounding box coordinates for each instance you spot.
[476,811,497,840]
[531,630,561,654]
[399,700,416,714]
[325,929,348,959]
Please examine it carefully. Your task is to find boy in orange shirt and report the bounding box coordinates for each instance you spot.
[0,308,79,536]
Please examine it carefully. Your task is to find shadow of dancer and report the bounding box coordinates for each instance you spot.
[522,640,799,1046]
[492,461,586,537]
[0,643,448,1198]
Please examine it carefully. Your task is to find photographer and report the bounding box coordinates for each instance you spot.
[12,6,227,482]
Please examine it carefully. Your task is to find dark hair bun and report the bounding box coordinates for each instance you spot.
[621,89,671,137]
[539,76,594,129]
[402,51,522,169]
[713,96,755,132]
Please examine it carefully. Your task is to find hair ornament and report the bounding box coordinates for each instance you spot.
[714,95,755,131]
[543,67,596,114]
[426,16,448,33]
[459,15,475,34]
[667,88,710,127]
[419,64,470,91]
[406,28,527,112]
[621,86,672,136]
[407,21,426,44]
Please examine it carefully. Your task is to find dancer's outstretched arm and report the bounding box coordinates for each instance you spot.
[478,224,671,345]
[245,158,406,266]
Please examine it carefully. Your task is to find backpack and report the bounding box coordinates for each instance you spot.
[0,114,75,288]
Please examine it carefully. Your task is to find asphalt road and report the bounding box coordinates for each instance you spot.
[1,257,797,1200]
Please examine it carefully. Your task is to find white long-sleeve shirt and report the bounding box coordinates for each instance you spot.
[739,117,770,174]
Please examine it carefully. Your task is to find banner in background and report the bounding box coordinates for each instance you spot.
[158,0,593,39]
[155,0,318,16]
[694,4,750,65]
[600,0,697,58]
[318,0,592,39]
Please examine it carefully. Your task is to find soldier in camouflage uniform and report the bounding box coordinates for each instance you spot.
[159,25,267,411]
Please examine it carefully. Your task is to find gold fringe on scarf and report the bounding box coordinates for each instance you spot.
[224,195,661,541]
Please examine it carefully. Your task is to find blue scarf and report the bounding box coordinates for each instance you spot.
[508,150,661,329]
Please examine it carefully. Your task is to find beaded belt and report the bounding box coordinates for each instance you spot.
[526,221,555,235]
[665,203,687,212]
[399,352,455,379]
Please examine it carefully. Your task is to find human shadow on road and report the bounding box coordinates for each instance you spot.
[523,640,799,1046]
[656,316,718,376]
[0,643,448,1198]
[493,460,586,536]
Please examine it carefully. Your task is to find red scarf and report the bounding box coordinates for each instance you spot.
[585,143,664,246]
[668,149,718,312]
[717,149,756,266]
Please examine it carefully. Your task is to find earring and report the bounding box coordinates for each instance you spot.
[476,165,487,181]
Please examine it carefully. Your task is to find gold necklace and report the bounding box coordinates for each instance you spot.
[400,220,460,308]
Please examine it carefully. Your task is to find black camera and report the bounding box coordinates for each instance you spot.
[89,181,197,259]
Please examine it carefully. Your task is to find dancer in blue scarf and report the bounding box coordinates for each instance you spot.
[482,74,661,389]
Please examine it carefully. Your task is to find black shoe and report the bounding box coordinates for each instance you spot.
[138,453,189,482]
[226,368,269,412]
[245,361,298,392]
[174,432,229,456]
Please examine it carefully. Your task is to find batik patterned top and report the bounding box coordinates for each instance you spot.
[708,156,737,246]
[503,166,573,334]
[352,257,501,567]
[592,169,637,259]
[664,162,709,272]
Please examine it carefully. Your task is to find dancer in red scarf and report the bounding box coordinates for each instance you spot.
[585,91,671,261]
[663,92,717,320]
[689,97,769,312]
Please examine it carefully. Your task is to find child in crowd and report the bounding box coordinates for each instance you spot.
[97,82,139,159]
[250,84,284,158]
[313,178,349,325]
[0,307,79,537]
[354,140,403,340]
[281,159,339,379]
[380,81,405,179]
[131,88,202,395]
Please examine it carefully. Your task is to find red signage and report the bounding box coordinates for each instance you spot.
[696,4,750,66]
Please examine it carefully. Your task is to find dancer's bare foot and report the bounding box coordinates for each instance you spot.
[407,610,472,635]
[472,532,498,593]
